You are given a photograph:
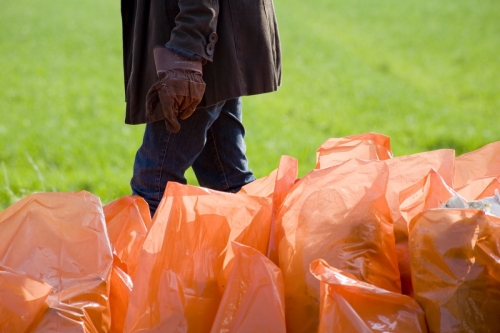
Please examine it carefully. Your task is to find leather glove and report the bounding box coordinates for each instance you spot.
[145,46,206,133]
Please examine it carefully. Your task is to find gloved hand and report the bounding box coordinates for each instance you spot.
[146,46,206,133]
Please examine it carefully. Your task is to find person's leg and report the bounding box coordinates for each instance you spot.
[192,97,256,192]
[130,101,224,216]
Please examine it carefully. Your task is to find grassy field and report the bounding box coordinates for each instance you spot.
[1,0,499,209]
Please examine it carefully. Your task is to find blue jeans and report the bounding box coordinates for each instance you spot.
[131,97,256,216]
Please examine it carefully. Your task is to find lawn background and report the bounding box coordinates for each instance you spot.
[1,0,499,209]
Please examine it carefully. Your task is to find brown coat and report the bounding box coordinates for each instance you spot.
[121,0,282,124]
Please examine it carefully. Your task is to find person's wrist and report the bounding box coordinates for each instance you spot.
[153,46,202,77]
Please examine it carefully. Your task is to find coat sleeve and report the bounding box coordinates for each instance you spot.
[167,0,219,62]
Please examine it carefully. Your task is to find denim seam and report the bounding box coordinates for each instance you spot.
[156,124,171,202]
[208,126,230,190]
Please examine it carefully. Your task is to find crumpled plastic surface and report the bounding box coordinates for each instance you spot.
[108,265,133,333]
[315,134,455,297]
[275,158,400,333]
[103,195,152,333]
[457,176,500,201]
[399,169,456,227]
[0,191,113,332]
[4,133,500,332]
[0,265,52,333]
[310,259,427,333]
[240,155,298,264]
[454,141,500,189]
[210,242,286,333]
[385,150,455,296]
[409,209,500,333]
[315,132,392,169]
[103,195,152,280]
[124,182,272,332]
[395,166,456,296]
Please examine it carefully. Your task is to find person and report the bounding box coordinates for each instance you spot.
[121,0,281,217]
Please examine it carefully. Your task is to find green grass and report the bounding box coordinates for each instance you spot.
[1,0,499,209]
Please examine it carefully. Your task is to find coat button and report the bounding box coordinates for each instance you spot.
[206,43,214,56]
[209,32,218,43]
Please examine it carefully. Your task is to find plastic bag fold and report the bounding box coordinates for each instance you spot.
[240,155,298,264]
[456,176,500,201]
[395,167,457,296]
[103,195,152,281]
[103,195,152,333]
[385,150,455,296]
[0,191,113,332]
[315,132,392,169]
[0,266,52,333]
[239,155,298,207]
[210,242,286,333]
[310,259,427,333]
[399,169,456,226]
[386,149,455,238]
[454,141,500,190]
[275,158,400,333]
[124,182,272,332]
[409,209,500,332]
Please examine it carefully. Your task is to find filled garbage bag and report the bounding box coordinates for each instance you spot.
[399,169,456,226]
[210,242,286,333]
[310,259,428,333]
[315,134,455,296]
[454,141,500,190]
[392,163,455,296]
[0,191,113,332]
[275,158,400,333]
[103,195,152,333]
[0,265,53,333]
[385,150,455,296]
[124,182,272,332]
[240,155,298,264]
[409,209,500,332]
[315,132,392,169]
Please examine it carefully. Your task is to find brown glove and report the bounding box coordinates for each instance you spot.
[146,46,206,133]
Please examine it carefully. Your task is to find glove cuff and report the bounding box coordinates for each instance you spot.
[153,46,202,77]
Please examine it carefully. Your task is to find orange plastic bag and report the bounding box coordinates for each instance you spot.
[409,209,500,332]
[240,155,298,263]
[124,182,272,332]
[0,266,52,333]
[456,176,500,200]
[103,195,152,333]
[399,169,456,226]
[385,149,455,295]
[386,149,455,235]
[454,141,500,189]
[310,259,428,333]
[210,242,286,333]
[0,191,113,332]
[109,265,133,333]
[103,195,152,281]
[395,167,456,296]
[315,132,392,169]
[275,159,400,333]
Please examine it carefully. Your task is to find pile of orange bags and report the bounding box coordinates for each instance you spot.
[0,192,114,332]
[2,132,500,332]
